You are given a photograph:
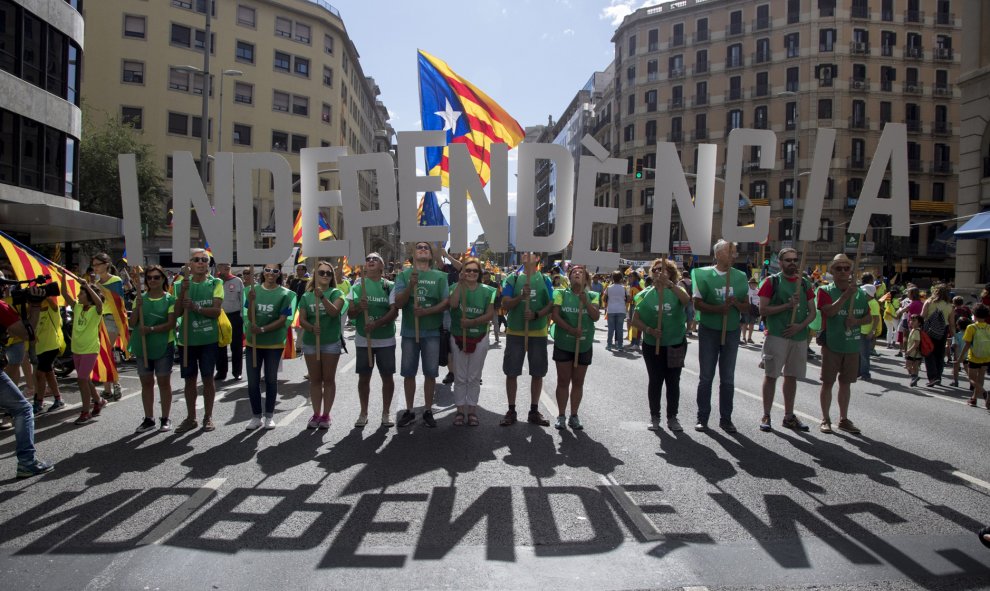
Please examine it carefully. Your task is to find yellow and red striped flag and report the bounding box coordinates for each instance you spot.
[0,231,79,306]
[100,288,131,358]
[92,323,119,383]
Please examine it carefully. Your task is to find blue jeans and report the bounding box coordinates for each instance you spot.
[859,335,872,378]
[696,325,740,425]
[245,347,283,416]
[0,371,36,468]
[607,313,625,348]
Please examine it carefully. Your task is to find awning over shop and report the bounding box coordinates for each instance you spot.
[955,211,990,240]
[0,203,122,244]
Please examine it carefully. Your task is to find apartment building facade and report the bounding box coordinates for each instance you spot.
[0,0,122,247]
[82,0,396,266]
[612,0,960,279]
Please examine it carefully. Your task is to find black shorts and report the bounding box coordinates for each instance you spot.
[552,345,592,366]
[34,349,58,372]
[968,361,989,369]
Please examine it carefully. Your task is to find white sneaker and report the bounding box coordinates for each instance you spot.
[354,414,368,428]
[263,416,277,430]
[381,412,395,428]
[246,416,262,430]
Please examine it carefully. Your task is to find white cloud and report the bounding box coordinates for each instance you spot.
[562,28,575,36]
[600,0,670,27]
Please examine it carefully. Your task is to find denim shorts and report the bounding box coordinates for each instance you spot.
[400,336,440,378]
[137,342,176,377]
[4,341,25,365]
[356,345,396,376]
[302,341,342,356]
[179,342,218,380]
[502,335,549,378]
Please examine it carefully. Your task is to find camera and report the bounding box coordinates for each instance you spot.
[9,277,60,306]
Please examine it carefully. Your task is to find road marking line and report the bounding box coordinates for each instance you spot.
[952,470,990,492]
[138,477,225,546]
[278,401,313,427]
[599,475,665,542]
[539,388,558,420]
[684,587,710,591]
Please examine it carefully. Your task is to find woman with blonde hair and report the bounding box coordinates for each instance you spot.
[298,260,346,430]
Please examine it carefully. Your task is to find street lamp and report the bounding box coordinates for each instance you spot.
[217,69,242,152]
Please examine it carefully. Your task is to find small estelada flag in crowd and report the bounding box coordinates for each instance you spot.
[418,49,525,188]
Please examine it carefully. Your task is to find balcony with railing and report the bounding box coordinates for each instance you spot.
[725,22,744,37]
[726,87,744,102]
[881,44,893,56]
[933,121,952,136]
[646,134,657,146]
[849,76,870,91]
[668,130,683,143]
[752,17,771,31]
[725,56,745,70]
[904,45,923,59]
[669,34,685,47]
[754,118,768,130]
[692,62,709,75]
[906,119,922,133]
[753,50,772,64]
[820,76,834,88]
[693,94,708,107]
[880,78,893,91]
[903,81,923,95]
[668,97,685,110]
[936,12,955,26]
[931,160,953,175]
[847,157,869,170]
[850,5,870,19]
[850,41,870,55]
[934,47,954,61]
[693,29,709,44]
[905,9,924,23]
[669,67,686,79]
[752,84,770,98]
[934,84,953,97]
[692,128,708,141]
[906,160,923,173]
[849,115,870,130]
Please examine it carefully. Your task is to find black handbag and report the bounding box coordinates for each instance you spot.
[438,328,451,366]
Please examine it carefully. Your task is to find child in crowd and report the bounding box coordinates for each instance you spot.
[952,316,972,388]
[905,314,923,387]
[960,304,990,409]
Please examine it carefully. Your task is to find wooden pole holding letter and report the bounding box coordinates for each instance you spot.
[720,266,731,346]
[656,256,666,355]
[314,286,321,361]
[523,259,532,353]
[573,297,583,368]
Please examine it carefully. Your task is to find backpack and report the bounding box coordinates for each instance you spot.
[920,331,934,357]
[972,325,990,359]
[923,306,948,341]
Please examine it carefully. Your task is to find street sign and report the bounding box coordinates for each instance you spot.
[672,241,692,254]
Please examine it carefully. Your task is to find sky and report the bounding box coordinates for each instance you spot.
[329,0,668,247]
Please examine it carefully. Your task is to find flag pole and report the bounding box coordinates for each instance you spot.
[314,284,321,362]
[180,266,190,368]
[721,265,731,346]
[656,256,666,356]
[523,258,532,353]
[248,285,257,368]
[573,296,583,369]
[790,248,809,326]
[130,266,148,368]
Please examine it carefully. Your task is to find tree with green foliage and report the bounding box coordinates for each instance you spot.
[78,108,167,240]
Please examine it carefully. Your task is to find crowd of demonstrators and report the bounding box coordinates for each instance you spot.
[298,261,345,429]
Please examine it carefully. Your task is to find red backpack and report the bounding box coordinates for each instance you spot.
[919,331,934,357]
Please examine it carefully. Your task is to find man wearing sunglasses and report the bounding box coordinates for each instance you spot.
[393,242,449,428]
[347,252,399,427]
[816,253,873,434]
[173,248,224,433]
[757,247,816,432]
[214,262,244,382]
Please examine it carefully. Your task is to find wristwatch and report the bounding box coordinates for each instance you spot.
[261,326,265,333]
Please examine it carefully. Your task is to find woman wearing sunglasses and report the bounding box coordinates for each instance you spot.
[448,258,496,427]
[298,261,346,430]
[549,265,601,430]
[244,264,297,431]
[631,259,691,432]
[128,265,177,433]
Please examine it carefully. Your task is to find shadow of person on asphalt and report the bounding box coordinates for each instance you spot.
[834,433,980,490]
[654,428,737,485]
[706,429,826,494]
[498,423,563,481]
[771,430,899,487]
[181,429,263,480]
[314,426,390,480]
[556,428,624,477]
[255,428,330,478]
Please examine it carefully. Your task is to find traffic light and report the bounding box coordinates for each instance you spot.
[635,158,643,179]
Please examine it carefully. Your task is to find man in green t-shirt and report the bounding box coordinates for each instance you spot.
[393,242,449,428]
[691,239,750,433]
[757,248,816,432]
[173,248,224,433]
[347,252,399,428]
[816,253,873,435]
[498,252,554,427]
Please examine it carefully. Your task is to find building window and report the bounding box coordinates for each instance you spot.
[273,91,289,112]
[274,51,290,72]
[0,109,78,198]
[623,124,634,143]
[233,81,253,104]
[235,41,254,63]
[818,98,832,119]
[787,0,800,22]
[123,15,146,39]
[323,66,333,87]
[628,34,636,57]
[645,90,657,112]
[932,182,945,202]
[291,134,307,153]
[169,68,189,91]
[292,95,309,116]
[754,105,768,129]
[627,94,635,115]
[237,5,256,27]
[786,66,799,92]
[275,17,292,38]
[820,28,836,52]
[322,103,332,123]
[784,32,799,58]
[695,49,708,74]
[621,224,633,244]
[232,123,251,146]
[167,112,188,135]
[293,56,309,77]
[272,130,288,151]
[648,28,658,52]
[122,60,144,84]
[294,22,310,44]
[121,106,142,130]
[727,109,743,131]
[751,180,768,199]
[170,23,191,47]
[191,116,211,139]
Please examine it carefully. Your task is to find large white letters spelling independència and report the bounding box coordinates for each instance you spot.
[118,125,910,265]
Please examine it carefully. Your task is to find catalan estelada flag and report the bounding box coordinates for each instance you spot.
[318,213,334,240]
[100,288,130,358]
[418,50,525,188]
[92,323,119,383]
[0,230,79,307]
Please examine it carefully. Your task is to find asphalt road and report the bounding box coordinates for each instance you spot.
[1,320,989,591]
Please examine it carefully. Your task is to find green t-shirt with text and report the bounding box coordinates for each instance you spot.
[299,288,346,346]
[634,287,687,347]
[763,274,814,341]
[691,266,750,331]
[131,293,176,359]
[351,279,395,340]
[396,268,447,333]
[175,276,224,346]
[244,285,296,348]
[550,289,600,353]
[71,305,102,354]
[503,272,552,337]
[822,283,870,354]
[451,283,496,338]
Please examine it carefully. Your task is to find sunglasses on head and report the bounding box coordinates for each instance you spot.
[190,257,210,263]
[316,270,333,277]
[263,268,280,274]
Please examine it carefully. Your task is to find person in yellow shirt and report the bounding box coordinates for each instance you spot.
[64,280,104,424]
[960,304,990,409]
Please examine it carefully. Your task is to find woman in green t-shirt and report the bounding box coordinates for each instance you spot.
[244,264,297,430]
[298,260,346,430]
[631,259,691,432]
[550,265,601,430]
[448,258,496,427]
[65,279,104,424]
[128,265,177,433]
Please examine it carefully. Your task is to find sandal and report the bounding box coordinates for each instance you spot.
[467,414,479,427]
[969,398,978,407]
[453,412,465,426]
[499,410,517,426]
